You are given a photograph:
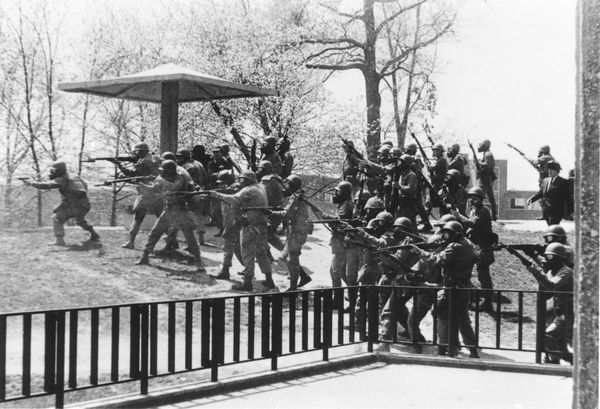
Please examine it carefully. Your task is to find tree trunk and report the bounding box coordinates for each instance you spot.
[78,95,90,176]
[390,71,403,147]
[362,0,381,159]
[398,5,421,148]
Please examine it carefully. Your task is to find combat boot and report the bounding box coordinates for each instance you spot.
[469,348,480,358]
[48,237,66,246]
[298,267,312,288]
[285,276,298,292]
[196,258,206,273]
[198,232,205,246]
[260,275,276,290]
[135,251,150,265]
[214,266,230,280]
[231,277,253,292]
[89,230,100,242]
[122,233,135,249]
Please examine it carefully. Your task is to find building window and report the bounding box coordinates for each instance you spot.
[510,198,526,209]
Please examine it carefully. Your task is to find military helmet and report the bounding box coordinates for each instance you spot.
[286,174,303,190]
[192,145,206,156]
[399,154,414,168]
[432,143,444,152]
[479,139,491,149]
[257,160,273,174]
[51,161,67,172]
[134,142,150,152]
[161,151,176,161]
[539,145,550,154]
[405,143,418,154]
[217,170,234,185]
[446,169,462,182]
[448,143,460,153]
[263,136,277,146]
[336,181,353,196]
[159,159,177,176]
[239,170,257,183]
[381,140,394,148]
[440,220,464,236]
[544,242,567,259]
[377,145,391,154]
[176,149,191,160]
[211,146,222,153]
[467,186,485,199]
[391,147,403,158]
[393,216,413,231]
[433,213,457,227]
[543,225,567,239]
[364,196,384,210]
[374,211,394,226]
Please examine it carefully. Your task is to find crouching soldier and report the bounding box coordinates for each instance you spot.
[135,160,203,271]
[23,161,100,246]
[270,174,312,291]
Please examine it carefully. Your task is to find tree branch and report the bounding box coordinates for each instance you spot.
[306,62,365,71]
[374,0,429,38]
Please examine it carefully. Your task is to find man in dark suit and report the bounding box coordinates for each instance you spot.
[528,161,572,225]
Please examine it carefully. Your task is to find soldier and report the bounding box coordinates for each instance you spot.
[117,142,161,249]
[256,160,285,254]
[428,143,448,192]
[441,169,467,216]
[270,174,313,291]
[192,144,212,172]
[261,136,283,177]
[206,147,230,228]
[23,161,100,246]
[446,143,469,187]
[394,155,420,231]
[527,161,572,226]
[323,181,361,300]
[277,138,294,179]
[404,144,433,232]
[475,139,498,221]
[212,170,244,280]
[176,148,208,245]
[525,243,573,364]
[135,160,203,271]
[342,140,361,191]
[529,225,574,268]
[411,221,479,358]
[530,145,555,186]
[210,171,274,291]
[452,187,496,313]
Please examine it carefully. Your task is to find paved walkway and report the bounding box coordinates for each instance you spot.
[155,362,572,409]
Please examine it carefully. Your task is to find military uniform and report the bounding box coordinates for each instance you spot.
[396,170,419,230]
[30,174,98,242]
[329,199,361,290]
[262,152,283,177]
[529,153,555,186]
[260,173,285,252]
[442,184,467,216]
[447,153,469,186]
[219,185,244,276]
[476,150,498,220]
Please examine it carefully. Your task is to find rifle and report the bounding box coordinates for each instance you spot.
[410,132,431,166]
[497,243,535,268]
[249,139,258,171]
[467,140,483,174]
[346,238,420,279]
[373,240,445,254]
[339,136,364,160]
[503,142,537,170]
[312,219,353,224]
[83,156,136,163]
[240,206,283,213]
[493,243,545,259]
[17,177,31,181]
[166,188,236,196]
[95,176,152,186]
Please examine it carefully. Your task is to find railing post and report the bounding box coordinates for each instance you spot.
[448,288,456,356]
[535,286,546,364]
[44,312,56,393]
[140,305,149,395]
[322,289,332,362]
[129,306,140,378]
[271,295,282,370]
[211,299,226,382]
[0,315,6,401]
[367,286,379,352]
[55,312,66,409]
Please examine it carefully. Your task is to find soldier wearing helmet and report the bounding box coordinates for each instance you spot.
[402,146,432,232]
[176,148,209,244]
[260,136,283,177]
[447,144,469,187]
[395,154,420,231]
[362,195,385,221]
[532,225,574,268]
[525,242,573,364]
[428,143,448,191]
[475,139,498,220]
[209,170,273,291]
[527,161,571,225]
[257,160,286,256]
[452,186,496,313]
[277,138,294,179]
[342,141,361,190]
[441,169,467,216]
[119,142,160,179]
[135,160,204,270]
[521,145,555,187]
[411,220,479,358]
[23,161,100,246]
[270,174,312,291]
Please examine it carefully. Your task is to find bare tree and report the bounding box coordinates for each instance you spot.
[304,0,454,157]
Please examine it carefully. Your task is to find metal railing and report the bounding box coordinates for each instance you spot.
[0,286,569,408]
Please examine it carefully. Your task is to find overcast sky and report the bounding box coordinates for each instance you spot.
[328,0,576,190]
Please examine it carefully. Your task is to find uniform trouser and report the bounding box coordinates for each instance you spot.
[240,224,272,280]
[210,201,223,228]
[407,289,438,342]
[267,214,285,252]
[477,178,498,219]
[545,313,573,362]
[165,202,207,247]
[437,288,477,352]
[354,262,381,325]
[475,247,494,303]
[129,196,163,240]
[285,230,308,284]
[415,188,429,223]
[544,213,563,226]
[329,247,361,287]
[144,207,200,260]
[222,232,243,268]
[379,277,411,338]
[53,204,93,238]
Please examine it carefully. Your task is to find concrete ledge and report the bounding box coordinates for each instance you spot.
[72,353,377,409]
[376,352,573,377]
